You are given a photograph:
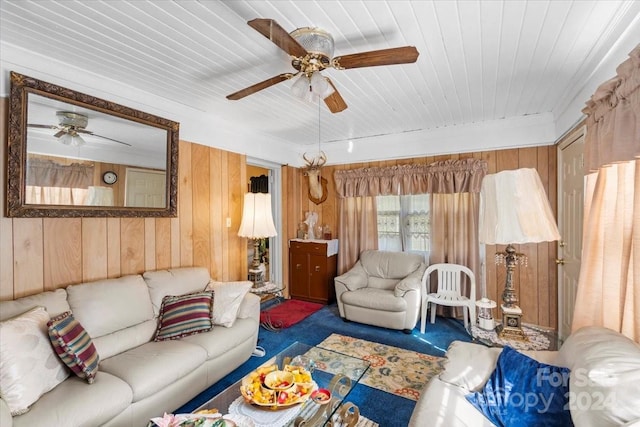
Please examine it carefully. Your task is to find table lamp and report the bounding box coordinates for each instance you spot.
[238,192,277,287]
[479,168,560,340]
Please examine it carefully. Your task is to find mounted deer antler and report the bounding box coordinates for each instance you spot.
[303,151,328,205]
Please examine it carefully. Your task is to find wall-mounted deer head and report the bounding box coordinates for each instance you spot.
[303,151,328,205]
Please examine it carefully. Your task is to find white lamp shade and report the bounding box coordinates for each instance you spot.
[238,193,277,239]
[59,133,86,147]
[310,71,328,96]
[291,74,309,99]
[479,168,560,244]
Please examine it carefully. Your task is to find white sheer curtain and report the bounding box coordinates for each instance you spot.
[376,194,430,259]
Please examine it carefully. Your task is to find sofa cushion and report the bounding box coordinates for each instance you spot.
[0,289,70,321]
[465,346,572,427]
[153,291,214,341]
[66,274,155,339]
[0,307,69,416]
[99,340,207,401]
[47,311,100,383]
[341,288,407,312]
[12,372,132,427]
[408,376,496,427]
[557,326,640,426]
[182,317,258,359]
[208,280,253,327]
[439,341,502,391]
[143,267,211,315]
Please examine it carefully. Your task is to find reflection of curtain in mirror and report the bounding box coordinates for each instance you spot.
[26,186,88,205]
[250,175,269,193]
[25,158,94,205]
[86,186,114,206]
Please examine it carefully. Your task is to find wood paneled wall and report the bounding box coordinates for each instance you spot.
[0,98,248,300]
[282,148,558,329]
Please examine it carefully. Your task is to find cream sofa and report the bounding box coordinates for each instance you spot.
[409,326,640,426]
[0,267,260,427]
[334,250,426,333]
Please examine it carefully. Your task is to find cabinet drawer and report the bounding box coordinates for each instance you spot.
[289,241,327,256]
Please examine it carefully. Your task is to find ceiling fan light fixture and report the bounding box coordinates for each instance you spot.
[59,132,86,147]
[290,27,334,58]
[319,77,335,99]
[310,71,329,96]
[291,73,310,98]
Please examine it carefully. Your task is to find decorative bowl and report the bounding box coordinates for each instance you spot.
[263,371,295,390]
[311,388,331,404]
[240,364,316,409]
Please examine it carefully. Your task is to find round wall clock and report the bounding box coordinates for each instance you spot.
[102,171,118,185]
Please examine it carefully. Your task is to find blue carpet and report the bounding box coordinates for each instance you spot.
[174,302,472,426]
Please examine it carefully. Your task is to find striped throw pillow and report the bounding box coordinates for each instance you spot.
[47,311,100,384]
[154,291,214,341]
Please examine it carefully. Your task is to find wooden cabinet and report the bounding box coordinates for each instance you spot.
[289,240,338,304]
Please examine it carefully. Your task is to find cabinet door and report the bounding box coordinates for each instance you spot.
[289,251,308,298]
[308,254,327,301]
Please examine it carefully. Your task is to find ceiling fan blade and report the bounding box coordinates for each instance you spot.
[27,123,59,130]
[76,129,132,146]
[227,73,294,100]
[323,79,347,113]
[332,46,419,69]
[248,18,307,58]
[53,130,66,138]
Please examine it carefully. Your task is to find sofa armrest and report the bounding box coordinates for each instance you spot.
[0,398,12,427]
[236,292,260,324]
[334,262,368,291]
[394,263,427,297]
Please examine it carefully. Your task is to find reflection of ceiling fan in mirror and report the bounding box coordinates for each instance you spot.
[226,18,420,113]
[28,111,132,147]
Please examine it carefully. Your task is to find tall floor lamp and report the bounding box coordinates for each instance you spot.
[479,168,560,340]
[238,192,277,287]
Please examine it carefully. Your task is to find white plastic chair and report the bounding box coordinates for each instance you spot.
[420,263,476,334]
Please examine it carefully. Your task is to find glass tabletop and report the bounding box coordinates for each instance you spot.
[250,282,284,296]
[195,341,370,427]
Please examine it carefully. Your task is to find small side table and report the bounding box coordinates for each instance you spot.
[249,282,284,302]
[471,323,558,351]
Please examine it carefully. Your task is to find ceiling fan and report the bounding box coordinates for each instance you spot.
[226,18,420,113]
[28,111,132,147]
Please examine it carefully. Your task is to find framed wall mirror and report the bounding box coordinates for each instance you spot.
[7,71,179,217]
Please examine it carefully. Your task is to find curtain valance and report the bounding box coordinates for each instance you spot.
[27,159,94,188]
[582,44,640,173]
[334,158,487,198]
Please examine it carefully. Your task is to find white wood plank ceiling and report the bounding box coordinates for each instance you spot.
[1,0,638,165]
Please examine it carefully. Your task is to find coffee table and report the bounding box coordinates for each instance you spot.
[195,341,370,427]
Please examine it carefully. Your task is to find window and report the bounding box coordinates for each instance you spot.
[376,194,430,258]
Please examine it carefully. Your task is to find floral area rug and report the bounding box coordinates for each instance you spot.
[306,333,445,401]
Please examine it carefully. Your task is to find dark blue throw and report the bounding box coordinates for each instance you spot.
[466,346,573,427]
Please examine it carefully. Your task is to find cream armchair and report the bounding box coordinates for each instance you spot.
[334,250,427,333]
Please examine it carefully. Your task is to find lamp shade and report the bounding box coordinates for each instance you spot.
[238,193,277,239]
[479,168,560,244]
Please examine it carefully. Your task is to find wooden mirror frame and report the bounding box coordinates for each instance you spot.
[7,71,179,217]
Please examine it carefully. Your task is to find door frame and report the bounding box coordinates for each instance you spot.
[247,157,283,285]
[556,123,586,342]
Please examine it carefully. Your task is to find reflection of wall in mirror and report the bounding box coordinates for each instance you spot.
[26,153,164,207]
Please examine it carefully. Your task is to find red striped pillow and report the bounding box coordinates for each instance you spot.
[47,311,100,384]
[154,291,214,341]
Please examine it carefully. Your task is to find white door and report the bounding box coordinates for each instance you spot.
[557,129,585,342]
[124,168,166,208]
